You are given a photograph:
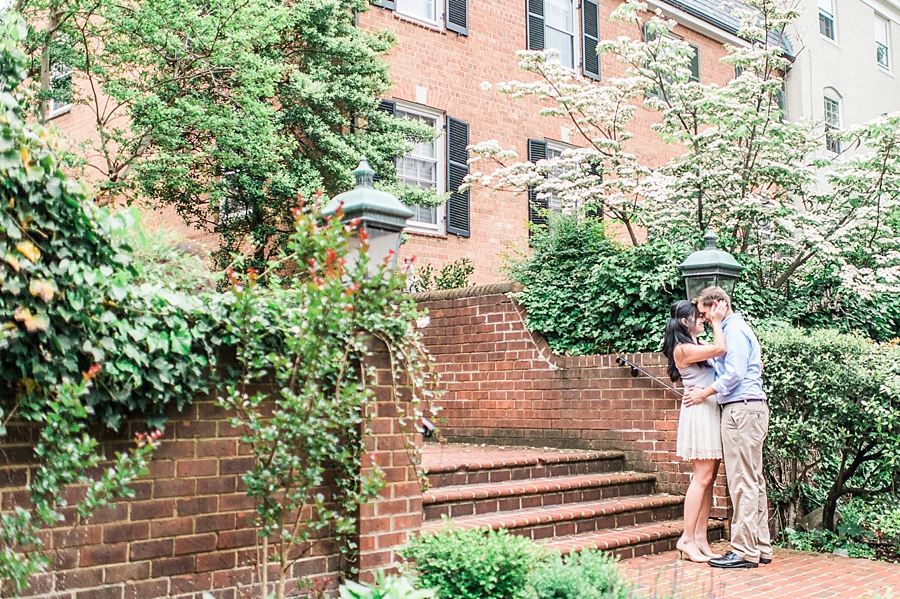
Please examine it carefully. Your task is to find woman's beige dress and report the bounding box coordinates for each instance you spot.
[676,361,723,460]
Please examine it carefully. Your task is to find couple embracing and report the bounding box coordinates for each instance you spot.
[661,286,773,569]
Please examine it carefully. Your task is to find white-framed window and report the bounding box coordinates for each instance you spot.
[819,0,835,40]
[876,15,890,70]
[824,95,841,154]
[396,0,438,25]
[545,0,576,69]
[217,168,253,224]
[395,103,445,231]
[47,63,73,119]
[545,142,569,211]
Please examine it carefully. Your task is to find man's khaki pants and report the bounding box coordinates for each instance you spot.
[721,402,773,563]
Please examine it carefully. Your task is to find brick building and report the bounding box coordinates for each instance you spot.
[360,0,746,284]
[36,0,750,283]
[37,1,900,284]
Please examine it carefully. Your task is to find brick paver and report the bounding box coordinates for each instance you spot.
[620,541,900,598]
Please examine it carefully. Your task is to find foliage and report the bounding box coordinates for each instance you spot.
[468,0,900,332]
[526,549,634,599]
[0,19,217,431]
[408,258,475,293]
[505,213,682,354]
[18,0,436,270]
[0,371,160,594]
[340,572,436,599]
[760,326,900,533]
[219,196,440,598]
[110,222,214,291]
[399,526,544,599]
[781,527,875,559]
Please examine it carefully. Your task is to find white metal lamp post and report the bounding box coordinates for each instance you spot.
[679,229,745,301]
[322,157,414,278]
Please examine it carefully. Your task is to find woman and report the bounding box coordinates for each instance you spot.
[661,299,727,563]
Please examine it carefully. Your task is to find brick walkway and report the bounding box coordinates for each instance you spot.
[620,541,900,599]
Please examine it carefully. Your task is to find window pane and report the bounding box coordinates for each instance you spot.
[878,43,890,68]
[824,97,840,127]
[819,14,834,39]
[818,0,833,16]
[397,0,435,21]
[545,0,574,32]
[545,27,574,68]
[876,17,889,44]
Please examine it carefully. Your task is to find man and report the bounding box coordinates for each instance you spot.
[683,286,773,569]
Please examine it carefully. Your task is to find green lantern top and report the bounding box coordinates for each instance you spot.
[322,157,414,228]
[679,229,745,275]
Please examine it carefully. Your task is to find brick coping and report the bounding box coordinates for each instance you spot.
[411,282,521,303]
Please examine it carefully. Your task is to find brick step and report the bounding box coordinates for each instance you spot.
[422,447,626,489]
[421,494,684,541]
[423,472,657,521]
[543,519,728,561]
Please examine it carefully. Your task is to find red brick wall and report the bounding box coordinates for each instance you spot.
[416,284,729,519]
[2,340,422,598]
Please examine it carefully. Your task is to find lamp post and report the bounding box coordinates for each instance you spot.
[322,157,414,278]
[679,229,745,301]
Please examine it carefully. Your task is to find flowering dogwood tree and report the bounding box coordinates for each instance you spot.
[468,0,900,301]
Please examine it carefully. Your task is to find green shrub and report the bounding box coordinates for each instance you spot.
[399,527,544,599]
[781,528,875,559]
[409,258,474,293]
[340,572,436,599]
[506,214,683,354]
[527,549,634,599]
[760,325,900,534]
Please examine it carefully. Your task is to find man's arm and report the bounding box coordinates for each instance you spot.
[711,326,750,397]
[682,325,750,405]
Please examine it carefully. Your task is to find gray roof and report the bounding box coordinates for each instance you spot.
[660,0,794,55]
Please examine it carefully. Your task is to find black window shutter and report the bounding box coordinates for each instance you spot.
[447,0,468,35]
[642,22,657,42]
[689,44,700,81]
[584,164,603,220]
[446,117,470,238]
[734,65,745,78]
[377,0,396,9]
[527,0,544,51]
[582,0,601,80]
[527,139,548,235]
[378,99,396,115]
[374,100,396,182]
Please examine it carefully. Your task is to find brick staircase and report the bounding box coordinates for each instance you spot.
[420,444,725,559]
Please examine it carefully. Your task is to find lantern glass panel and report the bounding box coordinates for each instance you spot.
[686,276,716,301]
[344,224,402,279]
[717,276,737,297]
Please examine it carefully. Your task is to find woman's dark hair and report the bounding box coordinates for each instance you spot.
[661,300,709,383]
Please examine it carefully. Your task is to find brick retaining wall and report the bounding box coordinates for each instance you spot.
[2,339,420,598]
[415,284,729,519]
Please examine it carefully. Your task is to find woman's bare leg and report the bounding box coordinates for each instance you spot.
[679,459,719,561]
[694,459,721,557]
